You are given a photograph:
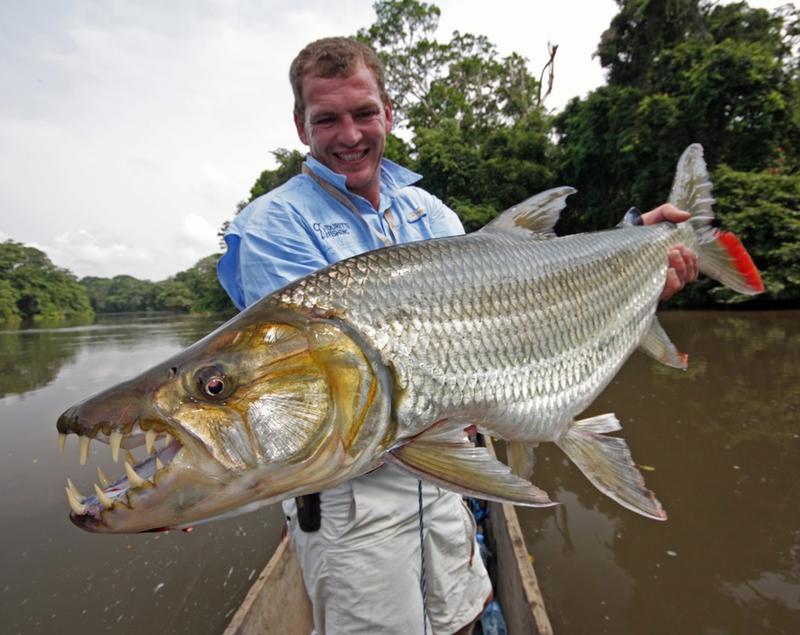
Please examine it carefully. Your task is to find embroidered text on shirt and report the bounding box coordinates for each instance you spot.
[313,222,351,239]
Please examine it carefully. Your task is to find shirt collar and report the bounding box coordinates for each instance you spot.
[303,154,423,201]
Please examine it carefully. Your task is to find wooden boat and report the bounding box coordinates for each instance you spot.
[224,438,552,635]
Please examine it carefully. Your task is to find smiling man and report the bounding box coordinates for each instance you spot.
[218,38,490,635]
[217,36,696,634]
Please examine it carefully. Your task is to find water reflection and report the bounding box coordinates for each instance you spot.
[0,314,223,398]
[521,311,800,634]
[0,313,283,635]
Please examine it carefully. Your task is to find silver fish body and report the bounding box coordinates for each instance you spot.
[277,221,690,443]
[57,144,763,532]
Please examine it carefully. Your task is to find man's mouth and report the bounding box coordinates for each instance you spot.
[335,149,368,163]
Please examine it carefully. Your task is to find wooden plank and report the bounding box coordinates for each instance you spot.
[223,534,313,635]
[491,499,553,635]
[483,436,552,635]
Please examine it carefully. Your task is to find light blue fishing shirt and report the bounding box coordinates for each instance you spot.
[217,154,465,309]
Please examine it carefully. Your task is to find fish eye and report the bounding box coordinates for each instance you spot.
[205,377,225,395]
[194,366,233,400]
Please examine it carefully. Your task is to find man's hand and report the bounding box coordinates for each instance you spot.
[641,204,699,301]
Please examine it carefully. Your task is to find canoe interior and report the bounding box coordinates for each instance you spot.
[224,438,551,635]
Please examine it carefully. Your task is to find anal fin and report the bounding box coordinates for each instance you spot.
[386,428,554,507]
[639,317,688,369]
[555,414,667,521]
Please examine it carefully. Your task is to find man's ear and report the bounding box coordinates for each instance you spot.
[294,112,309,146]
[384,101,394,135]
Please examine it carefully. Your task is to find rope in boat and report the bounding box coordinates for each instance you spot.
[418,479,429,635]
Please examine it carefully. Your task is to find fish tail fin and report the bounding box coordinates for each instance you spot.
[555,414,667,521]
[669,144,764,295]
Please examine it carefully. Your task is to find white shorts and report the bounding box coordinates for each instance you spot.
[283,465,492,634]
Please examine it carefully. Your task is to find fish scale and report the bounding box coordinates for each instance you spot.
[273,221,690,442]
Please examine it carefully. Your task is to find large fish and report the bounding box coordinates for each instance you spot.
[57,144,763,532]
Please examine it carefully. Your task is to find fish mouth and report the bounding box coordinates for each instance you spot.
[58,406,187,531]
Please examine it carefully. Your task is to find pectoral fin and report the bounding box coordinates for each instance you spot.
[639,317,688,369]
[386,428,554,507]
[555,414,667,521]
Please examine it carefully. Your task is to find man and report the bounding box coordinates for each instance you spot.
[218,37,696,634]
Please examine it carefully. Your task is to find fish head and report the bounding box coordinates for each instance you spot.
[57,304,392,533]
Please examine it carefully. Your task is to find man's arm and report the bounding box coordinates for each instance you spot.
[218,203,329,309]
[640,204,699,301]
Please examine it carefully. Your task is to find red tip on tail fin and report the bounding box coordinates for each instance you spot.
[715,231,765,293]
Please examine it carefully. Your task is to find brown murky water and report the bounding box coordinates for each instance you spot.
[0,311,797,634]
[0,314,284,635]
[517,310,800,634]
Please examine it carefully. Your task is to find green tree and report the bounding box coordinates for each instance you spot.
[555,0,799,305]
[358,0,556,226]
[0,240,94,325]
[173,254,236,314]
[358,0,540,136]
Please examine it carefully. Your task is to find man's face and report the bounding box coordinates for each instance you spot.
[294,63,393,207]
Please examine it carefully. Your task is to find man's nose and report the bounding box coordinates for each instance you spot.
[338,116,362,146]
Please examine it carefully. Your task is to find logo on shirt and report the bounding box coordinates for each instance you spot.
[313,222,351,240]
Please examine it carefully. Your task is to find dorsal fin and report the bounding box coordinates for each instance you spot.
[480,186,576,237]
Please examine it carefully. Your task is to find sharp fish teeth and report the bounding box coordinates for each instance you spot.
[156,457,165,471]
[124,461,146,488]
[125,450,136,466]
[110,431,123,463]
[58,433,66,455]
[145,429,156,455]
[94,484,113,509]
[97,466,110,488]
[65,487,86,515]
[66,478,84,501]
[79,436,91,465]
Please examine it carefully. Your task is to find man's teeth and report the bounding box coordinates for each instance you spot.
[338,150,367,161]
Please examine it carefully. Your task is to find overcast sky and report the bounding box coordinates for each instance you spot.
[0,0,787,281]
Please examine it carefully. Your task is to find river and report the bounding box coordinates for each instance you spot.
[0,311,797,634]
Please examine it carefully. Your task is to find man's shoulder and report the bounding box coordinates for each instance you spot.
[391,183,441,205]
[232,174,313,229]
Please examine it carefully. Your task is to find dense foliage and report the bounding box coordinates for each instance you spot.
[0,240,94,325]
[556,0,799,231]
[79,255,234,315]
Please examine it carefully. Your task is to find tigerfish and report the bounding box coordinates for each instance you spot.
[57,144,763,532]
